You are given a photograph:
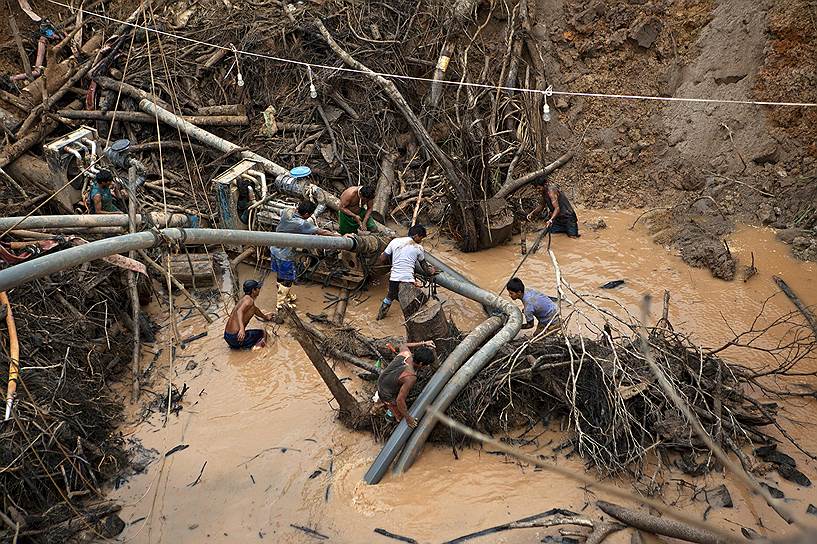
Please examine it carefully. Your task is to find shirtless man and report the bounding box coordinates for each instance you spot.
[526,178,579,238]
[376,340,436,427]
[338,185,377,234]
[223,280,274,350]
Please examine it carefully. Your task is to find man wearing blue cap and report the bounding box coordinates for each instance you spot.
[224,280,273,349]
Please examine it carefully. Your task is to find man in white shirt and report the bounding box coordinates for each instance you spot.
[376,224,438,320]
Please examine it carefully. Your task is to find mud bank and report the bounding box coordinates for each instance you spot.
[109,211,816,543]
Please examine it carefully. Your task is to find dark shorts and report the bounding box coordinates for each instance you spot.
[543,214,579,236]
[271,256,297,282]
[224,329,264,349]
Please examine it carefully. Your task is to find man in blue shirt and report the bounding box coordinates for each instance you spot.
[269,200,342,310]
[506,277,559,333]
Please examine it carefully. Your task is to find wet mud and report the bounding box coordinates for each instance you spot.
[110,211,816,543]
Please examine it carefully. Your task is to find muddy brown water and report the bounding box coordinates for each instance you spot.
[110,211,816,543]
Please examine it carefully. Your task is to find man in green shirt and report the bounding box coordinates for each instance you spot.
[88,170,122,214]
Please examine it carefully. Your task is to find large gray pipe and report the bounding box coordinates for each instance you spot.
[391,254,523,475]
[140,99,394,236]
[0,213,193,231]
[363,315,503,484]
[0,228,359,292]
[362,253,522,483]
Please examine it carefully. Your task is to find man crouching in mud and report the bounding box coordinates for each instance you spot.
[224,280,274,350]
[374,341,436,428]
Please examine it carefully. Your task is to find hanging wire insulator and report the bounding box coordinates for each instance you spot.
[229,43,244,87]
[542,84,554,122]
[307,66,317,99]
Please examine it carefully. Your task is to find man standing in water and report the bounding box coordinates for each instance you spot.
[526,178,579,238]
[506,278,559,333]
[376,224,438,320]
[224,280,274,350]
[338,184,377,234]
[376,340,436,428]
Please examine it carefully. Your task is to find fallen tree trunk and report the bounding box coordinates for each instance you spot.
[286,308,368,427]
[596,501,728,544]
[493,151,574,199]
[315,19,481,251]
[371,150,397,224]
[18,34,103,109]
[16,56,97,137]
[56,109,250,126]
[398,287,458,359]
[405,299,450,342]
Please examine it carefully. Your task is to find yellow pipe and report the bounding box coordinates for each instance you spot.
[1,291,20,421]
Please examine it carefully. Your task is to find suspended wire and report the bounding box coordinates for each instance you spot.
[45,0,817,108]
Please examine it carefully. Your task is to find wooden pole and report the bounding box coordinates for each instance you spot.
[773,275,817,339]
[55,109,250,126]
[1,292,20,421]
[332,288,350,325]
[9,15,33,80]
[127,166,141,401]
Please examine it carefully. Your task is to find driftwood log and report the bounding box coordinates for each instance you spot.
[773,275,817,339]
[596,501,729,544]
[286,308,370,429]
[55,110,250,126]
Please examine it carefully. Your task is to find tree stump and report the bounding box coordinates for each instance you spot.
[404,297,458,360]
[398,282,428,319]
[478,197,514,249]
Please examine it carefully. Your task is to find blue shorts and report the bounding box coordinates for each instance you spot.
[271,256,296,282]
[224,329,264,349]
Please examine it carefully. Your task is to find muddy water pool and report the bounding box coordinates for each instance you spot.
[110,211,816,543]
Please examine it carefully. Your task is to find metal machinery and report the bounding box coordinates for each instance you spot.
[214,162,389,290]
[43,126,100,210]
[43,128,156,216]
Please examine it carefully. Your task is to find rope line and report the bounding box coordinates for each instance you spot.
[46,0,817,108]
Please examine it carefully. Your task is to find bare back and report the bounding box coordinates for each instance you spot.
[224,295,257,334]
